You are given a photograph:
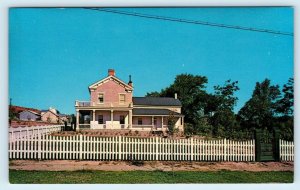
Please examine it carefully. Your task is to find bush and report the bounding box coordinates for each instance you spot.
[131,160,144,166]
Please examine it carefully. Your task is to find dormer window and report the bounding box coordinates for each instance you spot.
[98,93,104,104]
[119,94,125,104]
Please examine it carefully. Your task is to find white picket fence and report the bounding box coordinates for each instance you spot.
[9,125,62,142]
[280,139,294,161]
[8,135,256,161]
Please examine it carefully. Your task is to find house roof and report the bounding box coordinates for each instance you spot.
[26,110,40,116]
[42,110,59,117]
[89,75,133,92]
[133,97,182,106]
[132,108,183,116]
[58,114,68,117]
[19,110,41,116]
[10,105,41,114]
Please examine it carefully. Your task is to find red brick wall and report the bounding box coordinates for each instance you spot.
[90,79,132,106]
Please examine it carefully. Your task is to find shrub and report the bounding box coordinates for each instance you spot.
[131,160,144,166]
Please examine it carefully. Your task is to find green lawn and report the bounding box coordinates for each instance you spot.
[9,170,293,184]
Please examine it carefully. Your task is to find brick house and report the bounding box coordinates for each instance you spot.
[41,107,69,124]
[75,69,184,131]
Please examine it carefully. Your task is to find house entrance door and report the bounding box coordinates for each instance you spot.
[154,117,158,130]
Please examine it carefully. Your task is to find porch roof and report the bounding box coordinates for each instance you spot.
[132,108,183,116]
[133,97,181,106]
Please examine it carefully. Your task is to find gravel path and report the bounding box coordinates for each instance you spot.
[9,160,293,172]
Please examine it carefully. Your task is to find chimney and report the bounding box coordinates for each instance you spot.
[174,93,178,99]
[108,69,115,76]
[128,75,133,87]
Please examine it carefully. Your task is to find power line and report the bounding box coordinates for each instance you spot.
[83,7,293,37]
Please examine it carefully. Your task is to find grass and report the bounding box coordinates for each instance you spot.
[9,170,293,184]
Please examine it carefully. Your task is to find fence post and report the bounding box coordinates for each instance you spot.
[11,131,14,143]
[10,132,13,159]
[79,135,82,160]
[155,136,158,160]
[190,137,194,161]
[273,127,280,162]
[224,138,227,161]
[255,129,261,162]
[38,132,41,160]
[118,136,121,160]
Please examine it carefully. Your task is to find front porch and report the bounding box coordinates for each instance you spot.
[76,109,132,130]
[76,109,184,131]
[132,115,183,131]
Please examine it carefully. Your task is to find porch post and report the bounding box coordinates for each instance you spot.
[92,110,95,129]
[76,110,80,131]
[161,116,164,129]
[152,116,154,129]
[128,110,132,129]
[110,110,114,129]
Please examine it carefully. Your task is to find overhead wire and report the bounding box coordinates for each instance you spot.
[82,7,293,37]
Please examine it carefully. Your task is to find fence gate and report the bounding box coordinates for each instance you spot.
[255,128,280,162]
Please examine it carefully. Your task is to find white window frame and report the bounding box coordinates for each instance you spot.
[119,93,126,105]
[98,93,104,104]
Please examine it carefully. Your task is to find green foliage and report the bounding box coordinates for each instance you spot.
[209,80,240,138]
[146,74,293,140]
[9,106,18,120]
[146,91,161,97]
[195,117,213,136]
[274,116,294,141]
[237,78,293,140]
[167,112,179,136]
[213,80,240,111]
[238,79,281,131]
[276,78,294,116]
[183,123,195,136]
[146,74,208,127]
[9,170,294,184]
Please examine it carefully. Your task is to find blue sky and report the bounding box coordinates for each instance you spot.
[9,7,293,114]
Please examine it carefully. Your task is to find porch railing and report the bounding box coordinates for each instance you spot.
[79,123,183,130]
[81,124,129,130]
[75,101,133,108]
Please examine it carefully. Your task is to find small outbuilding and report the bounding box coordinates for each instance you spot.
[19,110,41,121]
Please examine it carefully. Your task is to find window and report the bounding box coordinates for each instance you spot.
[138,118,143,125]
[98,115,103,124]
[98,93,104,103]
[120,115,125,124]
[119,94,126,104]
[154,117,157,125]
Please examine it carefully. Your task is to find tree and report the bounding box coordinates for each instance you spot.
[9,106,18,121]
[274,78,294,141]
[213,80,239,111]
[209,80,240,137]
[237,79,281,131]
[194,117,213,137]
[276,78,294,116]
[145,91,161,97]
[146,74,209,133]
[167,111,179,136]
